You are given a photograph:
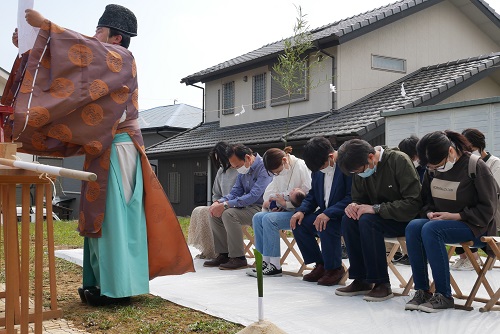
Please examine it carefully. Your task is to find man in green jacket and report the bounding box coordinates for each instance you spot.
[335,139,422,301]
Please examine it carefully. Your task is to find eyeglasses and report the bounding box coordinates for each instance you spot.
[425,157,448,171]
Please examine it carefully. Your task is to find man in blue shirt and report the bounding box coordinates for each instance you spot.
[205,144,273,270]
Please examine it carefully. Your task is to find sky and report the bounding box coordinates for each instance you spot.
[2,0,500,111]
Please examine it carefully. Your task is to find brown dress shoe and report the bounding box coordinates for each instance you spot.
[203,254,229,267]
[335,279,373,296]
[303,263,325,282]
[363,283,394,302]
[317,266,346,286]
[219,257,248,270]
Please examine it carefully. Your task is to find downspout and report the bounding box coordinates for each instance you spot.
[188,83,210,203]
[206,155,212,206]
[317,48,337,111]
[189,83,205,123]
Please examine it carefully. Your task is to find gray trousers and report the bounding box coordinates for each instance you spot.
[210,205,261,258]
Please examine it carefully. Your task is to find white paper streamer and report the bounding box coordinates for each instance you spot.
[18,0,40,55]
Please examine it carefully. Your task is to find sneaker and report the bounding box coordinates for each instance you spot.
[454,258,481,271]
[203,254,229,267]
[303,264,325,282]
[418,293,454,313]
[219,257,248,270]
[405,290,433,311]
[335,279,373,296]
[262,263,282,277]
[393,254,411,266]
[450,258,466,270]
[246,261,268,277]
[363,283,394,302]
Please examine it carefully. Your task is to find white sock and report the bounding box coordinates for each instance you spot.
[263,256,270,267]
[269,257,281,270]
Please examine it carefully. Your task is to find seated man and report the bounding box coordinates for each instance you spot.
[204,144,272,270]
[335,139,421,301]
[290,137,352,286]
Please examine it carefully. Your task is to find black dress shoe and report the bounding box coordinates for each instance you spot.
[84,289,131,307]
[77,286,100,303]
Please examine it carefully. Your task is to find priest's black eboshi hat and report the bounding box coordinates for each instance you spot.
[97,4,137,37]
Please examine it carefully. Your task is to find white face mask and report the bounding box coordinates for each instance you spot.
[237,164,250,174]
[320,158,335,174]
[413,160,420,168]
[279,164,290,176]
[439,157,456,172]
[472,150,480,156]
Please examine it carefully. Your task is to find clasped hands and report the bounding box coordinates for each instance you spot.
[344,202,375,220]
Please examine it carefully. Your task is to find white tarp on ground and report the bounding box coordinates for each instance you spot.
[55,240,500,334]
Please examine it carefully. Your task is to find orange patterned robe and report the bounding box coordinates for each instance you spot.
[2,20,194,279]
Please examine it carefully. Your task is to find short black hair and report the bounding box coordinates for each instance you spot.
[290,191,306,208]
[227,144,253,161]
[109,28,131,48]
[336,139,375,174]
[398,135,419,160]
[302,137,334,172]
[462,128,486,151]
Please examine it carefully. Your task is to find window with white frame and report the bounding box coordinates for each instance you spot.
[372,54,406,73]
[252,73,266,109]
[222,81,235,115]
[271,61,308,106]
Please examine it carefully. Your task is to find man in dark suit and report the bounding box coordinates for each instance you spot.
[290,137,352,286]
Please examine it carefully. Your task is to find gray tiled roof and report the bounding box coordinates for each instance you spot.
[147,52,500,155]
[181,0,500,85]
[287,52,500,140]
[181,0,435,85]
[138,103,202,130]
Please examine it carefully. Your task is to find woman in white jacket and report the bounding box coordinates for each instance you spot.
[248,147,311,277]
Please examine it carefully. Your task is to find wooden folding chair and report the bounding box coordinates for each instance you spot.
[440,241,500,311]
[241,225,255,258]
[469,236,500,312]
[385,237,413,295]
[279,230,312,277]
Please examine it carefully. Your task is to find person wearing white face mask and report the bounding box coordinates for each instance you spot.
[404,130,498,312]
[449,128,500,271]
[247,146,312,277]
[205,144,272,270]
[335,139,422,302]
[289,137,352,286]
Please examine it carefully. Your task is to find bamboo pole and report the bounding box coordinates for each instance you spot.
[0,158,97,181]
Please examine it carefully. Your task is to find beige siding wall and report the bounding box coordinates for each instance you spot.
[205,53,336,127]
[337,1,499,108]
[437,77,500,105]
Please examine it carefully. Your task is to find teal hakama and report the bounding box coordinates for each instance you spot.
[83,133,149,298]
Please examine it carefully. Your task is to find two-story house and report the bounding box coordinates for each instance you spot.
[145,0,500,216]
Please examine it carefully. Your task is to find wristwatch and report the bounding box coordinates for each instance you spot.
[223,202,229,210]
[373,204,381,214]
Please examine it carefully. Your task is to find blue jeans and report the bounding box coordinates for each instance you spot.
[292,213,342,270]
[406,219,484,297]
[342,214,408,283]
[252,211,294,257]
